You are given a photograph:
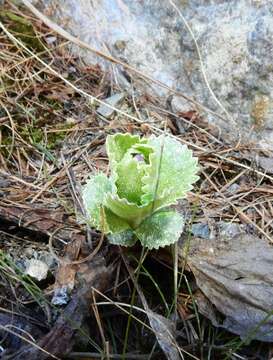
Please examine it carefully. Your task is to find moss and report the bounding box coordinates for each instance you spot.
[0,120,72,165]
[41,98,63,111]
[20,125,42,144]
[19,122,73,150]
[0,128,13,157]
[0,10,44,52]
[1,122,74,161]
[46,124,74,150]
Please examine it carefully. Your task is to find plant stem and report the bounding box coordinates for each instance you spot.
[173,241,178,319]
[122,246,146,359]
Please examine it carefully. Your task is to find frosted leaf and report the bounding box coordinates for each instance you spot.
[135,210,184,249]
[82,174,131,234]
[141,135,199,206]
[83,133,198,248]
[82,173,114,230]
[108,229,136,246]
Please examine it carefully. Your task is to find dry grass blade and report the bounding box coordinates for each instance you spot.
[0,324,60,360]
[1,17,273,188]
[21,0,230,124]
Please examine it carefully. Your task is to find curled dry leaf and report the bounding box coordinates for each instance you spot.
[183,233,273,342]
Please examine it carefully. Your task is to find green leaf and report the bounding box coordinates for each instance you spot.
[141,135,199,206]
[108,229,137,246]
[106,133,145,176]
[106,194,153,229]
[82,173,132,234]
[115,151,146,204]
[104,207,131,234]
[107,135,154,205]
[82,173,114,230]
[131,143,154,162]
[135,210,184,249]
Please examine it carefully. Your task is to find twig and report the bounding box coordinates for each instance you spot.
[48,226,104,265]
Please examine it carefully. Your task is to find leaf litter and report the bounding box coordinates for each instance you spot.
[182,231,273,342]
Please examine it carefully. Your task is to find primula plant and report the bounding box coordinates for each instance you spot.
[82,133,199,249]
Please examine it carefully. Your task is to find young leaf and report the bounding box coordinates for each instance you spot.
[115,151,147,204]
[104,208,131,234]
[141,135,199,206]
[82,173,114,230]
[134,210,184,249]
[106,194,153,229]
[106,133,145,179]
[83,133,199,249]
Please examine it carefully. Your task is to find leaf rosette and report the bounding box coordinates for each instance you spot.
[82,133,199,249]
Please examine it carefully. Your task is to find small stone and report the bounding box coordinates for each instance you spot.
[97,93,125,118]
[218,222,242,239]
[257,156,273,174]
[191,223,210,239]
[45,36,57,45]
[66,117,77,125]
[25,259,49,281]
[0,179,11,187]
[226,183,240,193]
[51,286,70,306]
[68,66,76,73]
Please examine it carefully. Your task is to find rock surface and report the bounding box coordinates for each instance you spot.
[36,0,273,149]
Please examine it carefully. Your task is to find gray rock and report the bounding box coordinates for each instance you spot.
[191,221,243,240]
[256,155,273,174]
[51,286,70,306]
[226,183,241,194]
[45,35,57,44]
[97,92,126,118]
[25,259,49,281]
[191,223,210,239]
[218,221,243,239]
[37,0,273,149]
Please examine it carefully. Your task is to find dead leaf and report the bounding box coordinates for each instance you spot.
[182,233,273,342]
[146,310,180,360]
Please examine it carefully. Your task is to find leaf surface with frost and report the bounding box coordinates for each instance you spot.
[83,133,198,249]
